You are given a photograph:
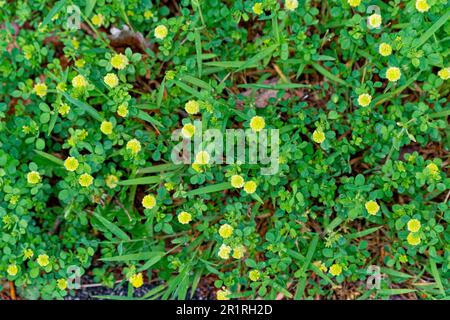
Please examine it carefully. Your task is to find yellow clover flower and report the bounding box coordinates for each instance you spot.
[378,43,392,57]
[7,264,18,276]
[37,254,50,267]
[91,13,104,26]
[181,123,195,139]
[219,223,234,239]
[105,174,119,189]
[249,270,260,282]
[249,116,265,132]
[178,211,192,224]
[57,279,68,290]
[357,93,372,107]
[329,263,342,276]
[348,0,361,7]
[185,100,200,115]
[142,194,156,209]
[75,59,86,68]
[426,163,439,175]
[24,248,34,259]
[312,129,325,144]
[216,289,230,300]
[415,0,430,12]
[437,67,450,80]
[126,139,142,155]
[218,244,232,259]
[386,67,401,82]
[72,74,88,88]
[230,174,244,188]
[34,83,48,97]
[79,173,94,187]
[407,232,421,246]
[365,200,380,215]
[253,3,263,15]
[407,219,421,233]
[100,121,113,135]
[232,245,245,259]
[58,103,70,115]
[243,181,257,194]
[104,73,119,88]
[144,10,153,19]
[285,0,298,11]
[368,14,382,29]
[117,104,129,117]
[27,171,41,184]
[64,157,79,172]
[195,150,210,165]
[129,272,144,288]
[111,53,129,70]
[154,25,168,40]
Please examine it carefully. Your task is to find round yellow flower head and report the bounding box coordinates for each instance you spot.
[378,43,392,57]
[312,129,325,144]
[407,219,421,233]
[250,116,265,132]
[365,200,380,215]
[348,0,361,7]
[34,83,48,97]
[117,104,129,117]
[216,289,230,300]
[368,14,382,29]
[7,264,18,276]
[72,74,88,88]
[129,272,144,288]
[232,245,245,259]
[142,194,156,209]
[386,67,401,82]
[243,181,257,194]
[144,10,153,19]
[126,139,142,155]
[313,260,328,272]
[249,270,260,282]
[178,211,192,224]
[24,248,34,259]
[218,244,232,259]
[181,123,195,139]
[329,263,342,276]
[185,100,200,115]
[58,103,70,115]
[357,93,372,107]
[426,163,439,175]
[438,68,450,80]
[111,53,129,70]
[285,0,298,11]
[64,156,79,172]
[79,173,94,187]
[105,174,119,188]
[415,0,430,12]
[407,232,421,246]
[154,25,168,40]
[195,150,210,165]
[253,3,263,15]
[27,171,41,184]
[57,279,67,290]
[100,121,113,135]
[91,13,104,26]
[104,73,119,88]
[37,254,50,267]
[75,59,86,68]
[230,174,244,188]
[219,223,234,239]
[399,254,408,263]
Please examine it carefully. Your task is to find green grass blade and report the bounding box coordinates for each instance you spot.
[185,182,232,197]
